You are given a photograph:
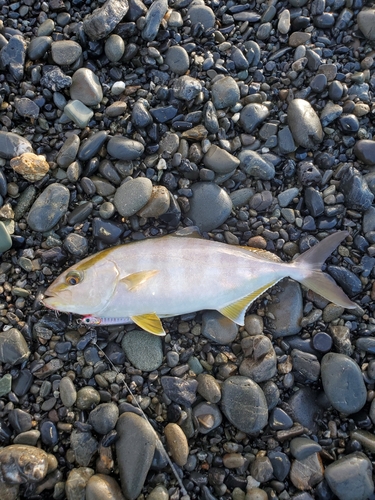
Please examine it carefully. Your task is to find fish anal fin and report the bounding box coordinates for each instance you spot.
[219,281,278,325]
[131,313,166,336]
[120,270,159,290]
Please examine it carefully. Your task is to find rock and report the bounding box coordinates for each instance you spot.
[290,437,322,460]
[70,429,98,466]
[204,145,240,174]
[76,386,100,410]
[27,183,70,232]
[107,136,144,160]
[268,451,290,482]
[0,221,12,253]
[83,0,129,40]
[186,182,232,232]
[192,401,222,434]
[197,373,221,403]
[142,0,168,41]
[354,139,375,165]
[291,349,320,382]
[147,485,169,500]
[64,100,94,128]
[86,474,125,500]
[173,75,202,101]
[211,76,240,109]
[65,467,95,500]
[0,445,49,484]
[70,68,103,107]
[269,407,293,430]
[161,376,198,406]
[284,387,321,433]
[290,453,323,490]
[239,335,277,383]
[14,97,40,120]
[357,8,375,40]
[137,185,170,218]
[325,452,374,500]
[327,266,363,296]
[104,34,125,62]
[188,3,215,29]
[250,456,273,483]
[116,412,156,500]
[89,403,119,434]
[114,177,152,217]
[51,40,82,65]
[321,353,367,414]
[10,153,49,182]
[266,279,303,338]
[121,330,163,371]
[287,99,323,149]
[40,66,72,92]
[0,328,30,365]
[221,376,268,434]
[0,35,27,81]
[57,135,80,168]
[239,103,270,133]
[27,36,52,60]
[238,150,275,180]
[0,131,33,159]
[59,376,77,408]
[164,46,189,75]
[164,423,189,466]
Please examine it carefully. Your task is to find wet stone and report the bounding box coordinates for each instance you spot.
[121,330,163,371]
[161,376,198,406]
[287,99,323,149]
[325,452,374,500]
[59,376,77,408]
[239,150,275,180]
[83,0,129,40]
[211,76,240,109]
[27,183,70,232]
[107,136,144,160]
[322,353,366,415]
[186,182,232,232]
[40,421,58,447]
[0,35,27,81]
[266,279,303,338]
[56,135,80,168]
[269,407,293,430]
[78,131,107,162]
[89,403,119,435]
[64,233,88,257]
[192,401,222,434]
[86,474,125,500]
[239,103,270,133]
[51,40,82,65]
[312,332,332,353]
[0,328,30,365]
[188,4,215,29]
[0,445,50,484]
[142,0,168,41]
[290,437,322,460]
[116,412,156,500]
[27,36,52,60]
[221,376,268,434]
[268,451,290,482]
[70,68,103,107]
[290,453,323,490]
[105,34,125,62]
[239,335,277,383]
[0,221,12,253]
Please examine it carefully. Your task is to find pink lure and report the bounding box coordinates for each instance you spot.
[80,315,132,326]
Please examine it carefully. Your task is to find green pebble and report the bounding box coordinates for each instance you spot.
[188,356,204,374]
[0,221,12,253]
[0,374,12,397]
[12,287,31,297]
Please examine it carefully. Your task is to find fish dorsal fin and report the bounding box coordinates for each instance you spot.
[219,281,278,325]
[131,313,166,336]
[120,270,159,290]
[171,226,202,238]
[239,246,282,263]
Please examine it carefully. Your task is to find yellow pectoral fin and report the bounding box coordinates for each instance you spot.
[120,270,159,291]
[131,313,166,336]
[219,281,277,325]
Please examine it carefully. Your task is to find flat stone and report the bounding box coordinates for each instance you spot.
[142,0,168,41]
[165,46,189,75]
[197,373,221,403]
[188,4,215,29]
[161,376,198,406]
[114,177,152,217]
[0,328,30,365]
[121,330,163,371]
[221,376,268,434]
[64,100,94,128]
[78,131,108,162]
[0,35,27,81]
[51,40,82,65]
[238,149,275,180]
[325,452,374,500]
[83,0,129,40]
[186,182,232,232]
[239,103,270,133]
[321,353,367,414]
[59,376,77,408]
[204,145,240,174]
[57,135,80,168]
[27,183,70,232]
[10,153,49,182]
[107,136,144,160]
[70,68,103,107]
[86,474,125,500]
[290,453,323,490]
[353,139,375,165]
[287,99,323,149]
[164,423,189,466]
[211,76,240,109]
[116,412,156,500]
[14,97,40,120]
[0,445,49,484]
[0,131,33,159]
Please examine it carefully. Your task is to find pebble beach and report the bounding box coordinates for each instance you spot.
[0,0,375,499]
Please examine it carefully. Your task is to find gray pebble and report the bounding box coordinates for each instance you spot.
[70,68,103,107]
[9,409,32,434]
[291,349,320,382]
[173,75,202,101]
[107,136,144,160]
[238,150,275,180]
[186,182,232,232]
[132,100,153,128]
[121,330,163,371]
[0,328,30,365]
[357,8,375,40]
[266,279,303,338]
[114,177,152,217]
[99,201,116,219]
[83,0,129,40]
[201,310,238,344]
[269,407,293,430]
[78,131,108,162]
[304,186,324,217]
[146,485,169,500]
[204,145,240,174]
[221,376,268,434]
[211,76,240,109]
[76,386,101,410]
[0,221,12,253]
[325,452,374,500]
[239,335,277,383]
[278,126,296,154]
[285,386,321,433]
[56,134,80,168]
[51,40,82,66]
[116,412,156,499]
[104,34,125,62]
[70,429,98,466]
[137,185,170,218]
[268,451,290,482]
[327,265,362,296]
[188,4,215,29]
[66,468,95,500]
[0,35,27,81]
[89,403,119,434]
[0,131,33,159]
[161,376,198,406]
[27,183,70,232]
[321,353,366,415]
[59,376,77,408]
[250,456,273,483]
[27,36,52,60]
[261,380,280,410]
[40,66,72,92]
[249,190,273,212]
[192,401,222,434]
[287,99,323,149]
[165,46,189,75]
[290,437,322,460]
[290,453,323,490]
[64,100,94,128]
[203,100,219,133]
[142,0,168,41]
[64,233,88,257]
[37,19,55,36]
[239,103,270,133]
[354,139,375,165]
[68,201,93,225]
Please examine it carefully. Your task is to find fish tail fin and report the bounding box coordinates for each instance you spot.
[292,231,357,309]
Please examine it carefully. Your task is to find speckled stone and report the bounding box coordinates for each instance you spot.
[86,474,125,500]
[114,177,152,217]
[83,0,129,41]
[0,131,33,159]
[70,68,103,106]
[0,445,50,484]
[51,40,82,65]
[186,182,232,232]
[27,183,70,232]
[164,423,189,466]
[211,76,240,109]
[287,99,323,149]
[121,330,163,371]
[10,153,49,182]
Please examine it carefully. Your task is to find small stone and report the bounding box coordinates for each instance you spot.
[70,68,103,107]
[186,182,232,232]
[57,135,80,168]
[269,407,293,430]
[266,279,303,338]
[114,177,152,217]
[121,330,163,371]
[287,99,323,149]
[137,185,170,218]
[321,353,367,414]
[64,100,94,128]
[165,46,189,75]
[239,103,270,133]
[268,451,290,482]
[27,36,52,60]
[147,485,169,500]
[188,4,215,29]
[290,437,322,460]
[204,145,240,174]
[27,183,70,232]
[0,328,30,365]
[290,453,323,490]
[76,386,101,410]
[86,474,125,500]
[173,75,202,101]
[14,97,40,120]
[161,376,198,406]
[192,401,222,434]
[66,468,95,500]
[83,0,129,40]
[142,0,168,41]
[105,34,125,62]
[164,423,189,466]
[107,136,144,160]
[238,150,275,180]
[197,373,221,403]
[353,139,375,165]
[0,131,33,159]
[250,456,273,483]
[0,35,27,81]
[0,221,12,253]
[40,66,72,92]
[10,152,49,182]
[89,403,119,434]
[70,429,98,466]
[51,40,82,65]
[211,76,240,109]
[239,335,277,383]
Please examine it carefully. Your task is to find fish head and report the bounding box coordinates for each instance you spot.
[42,251,120,315]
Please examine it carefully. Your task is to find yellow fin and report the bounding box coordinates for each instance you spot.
[131,313,166,336]
[219,282,277,325]
[239,246,282,263]
[120,270,159,290]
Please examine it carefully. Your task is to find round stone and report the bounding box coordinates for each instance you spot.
[76,386,101,410]
[51,40,82,65]
[0,131,33,159]
[27,183,70,232]
[321,353,367,415]
[221,376,268,434]
[165,46,190,75]
[104,34,125,62]
[107,136,144,160]
[0,445,49,484]
[114,177,152,217]
[86,474,125,500]
[121,330,163,371]
[188,4,215,29]
[70,68,103,106]
[239,103,270,133]
[287,99,323,149]
[59,376,77,408]
[186,182,232,232]
[137,185,170,218]
[89,403,119,434]
[202,310,238,345]
[353,139,375,165]
[357,9,375,40]
[203,145,240,174]
[211,76,240,109]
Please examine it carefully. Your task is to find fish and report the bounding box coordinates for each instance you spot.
[42,227,357,335]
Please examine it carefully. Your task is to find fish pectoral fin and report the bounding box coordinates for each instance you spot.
[219,281,278,325]
[120,270,159,291]
[131,313,166,336]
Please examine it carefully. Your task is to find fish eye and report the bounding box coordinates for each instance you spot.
[65,270,83,286]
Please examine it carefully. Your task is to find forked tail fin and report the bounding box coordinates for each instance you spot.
[292,231,357,309]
